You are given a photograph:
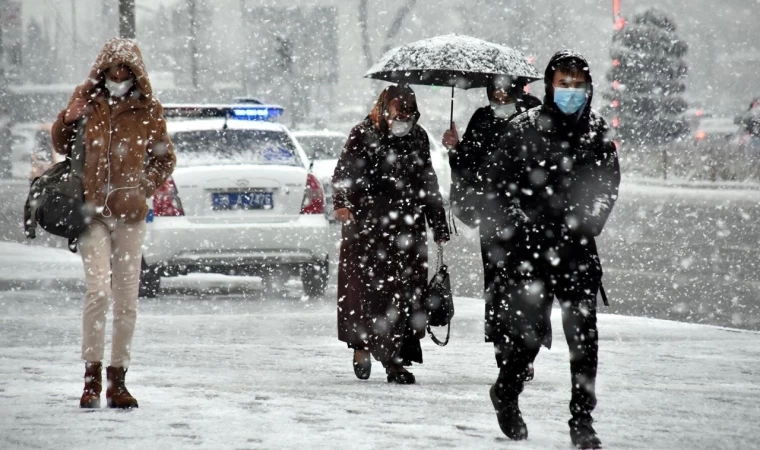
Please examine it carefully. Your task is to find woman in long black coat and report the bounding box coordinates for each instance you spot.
[332,85,450,384]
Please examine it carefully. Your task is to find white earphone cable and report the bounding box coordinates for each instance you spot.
[101,122,140,218]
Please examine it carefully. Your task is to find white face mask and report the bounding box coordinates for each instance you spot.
[491,102,517,119]
[390,120,414,137]
[105,78,134,98]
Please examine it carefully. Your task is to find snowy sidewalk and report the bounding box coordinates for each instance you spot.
[0,242,83,291]
[1,292,759,449]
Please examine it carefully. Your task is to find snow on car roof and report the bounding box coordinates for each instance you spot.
[291,130,346,138]
[167,119,286,134]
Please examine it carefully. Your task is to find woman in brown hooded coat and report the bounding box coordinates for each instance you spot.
[332,85,450,384]
[51,38,175,409]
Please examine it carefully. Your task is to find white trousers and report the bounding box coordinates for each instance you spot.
[79,217,145,368]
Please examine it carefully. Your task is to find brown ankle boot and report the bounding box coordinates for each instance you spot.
[106,366,139,409]
[80,362,102,408]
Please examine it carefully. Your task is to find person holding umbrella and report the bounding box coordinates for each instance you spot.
[332,84,450,384]
[484,50,620,449]
[365,35,543,377]
[441,76,541,304]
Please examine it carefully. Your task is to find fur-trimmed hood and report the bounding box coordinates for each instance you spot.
[78,38,153,101]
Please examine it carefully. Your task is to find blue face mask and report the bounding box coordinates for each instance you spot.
[554,87,587,115]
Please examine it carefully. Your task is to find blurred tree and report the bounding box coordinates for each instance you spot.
[23,18,53,84]
[359,0,419,69]
[606,8,690,146]
[459,0,542,51]
[0,0,8,179]
[119,0,136,39]
[358,0,371,68]
[0,0,5,93]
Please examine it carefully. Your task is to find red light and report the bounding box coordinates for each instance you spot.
[611,99,620,109]
[612,81,620,91]
[612,117,620,128]
[614,16,627,31]
[301,173,325,215]
[613,59,620,67]
[696,130,707,140]
[695,109,703,117]
[153,178,184,217]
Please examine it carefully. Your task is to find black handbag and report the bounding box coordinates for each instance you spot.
[424,244,455,346]
[24,118,89,246]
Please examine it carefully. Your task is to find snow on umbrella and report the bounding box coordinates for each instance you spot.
[365,34,542,124]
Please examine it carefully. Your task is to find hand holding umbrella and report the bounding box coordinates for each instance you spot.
[442,122,459,149]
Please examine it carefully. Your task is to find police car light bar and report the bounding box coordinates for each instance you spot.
[231,107,284,120]
[162,104,284,121]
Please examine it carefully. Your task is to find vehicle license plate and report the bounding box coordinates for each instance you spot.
[211,192,274,210]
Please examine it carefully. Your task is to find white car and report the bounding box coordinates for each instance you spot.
[292,126,451,218]
[291,130,347,217]
[140,105,330,298]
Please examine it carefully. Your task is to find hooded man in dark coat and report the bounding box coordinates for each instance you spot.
[484,50,620,449]
[442,78,542,297]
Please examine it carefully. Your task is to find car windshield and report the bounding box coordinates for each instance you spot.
[296,135,345,160]
[171,129,302,167]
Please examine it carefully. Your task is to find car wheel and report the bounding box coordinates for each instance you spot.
[139,258,161,298]
[302,259,329,298]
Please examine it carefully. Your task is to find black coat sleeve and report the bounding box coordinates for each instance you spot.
[449,108,489,228]
[332,127,366,212]
[482,124,529,243]
[568,121,621,237]
[418,132,450,242]
[578,140,620,236]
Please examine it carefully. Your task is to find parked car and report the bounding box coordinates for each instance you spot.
[291,130,346,219]
[139,104,331,298]
[9,122,58,181]
[693,117,739,149]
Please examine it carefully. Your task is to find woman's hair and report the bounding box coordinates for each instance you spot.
[369,84,420,132]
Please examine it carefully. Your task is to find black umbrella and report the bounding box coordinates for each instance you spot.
[365,34,542,125]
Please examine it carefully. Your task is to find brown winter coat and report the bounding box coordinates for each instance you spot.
[51,38,175,223]
[333,87,449,365]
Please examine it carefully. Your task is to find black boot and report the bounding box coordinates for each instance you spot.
[385,364,416,385]
[353,350,371,380]
[489,384,528,440]
[569,417,602,449]
[386,371,415,384]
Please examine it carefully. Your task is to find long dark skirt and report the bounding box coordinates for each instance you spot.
[336,221,429,365]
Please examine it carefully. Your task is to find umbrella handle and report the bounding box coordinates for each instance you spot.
[450,86,455,128]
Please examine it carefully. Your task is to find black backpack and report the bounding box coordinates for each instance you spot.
[424,244,455,346]
[24,118,89,247]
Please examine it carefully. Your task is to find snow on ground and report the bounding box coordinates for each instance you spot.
[1,282,759,450]
[0,242,81,281]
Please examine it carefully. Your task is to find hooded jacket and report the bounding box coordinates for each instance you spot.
[51,38,176,223]
[480,50,620,346]
[486,50,621,272]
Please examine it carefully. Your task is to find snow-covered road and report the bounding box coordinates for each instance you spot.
[1,286,759,449]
